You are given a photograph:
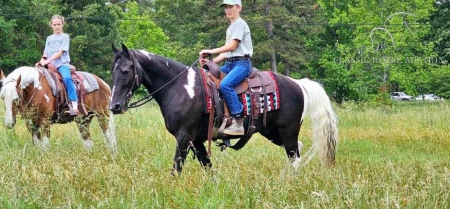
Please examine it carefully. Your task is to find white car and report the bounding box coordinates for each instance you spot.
[415,94,435,101]
[390,92,413,101]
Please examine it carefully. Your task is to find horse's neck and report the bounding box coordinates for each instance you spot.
[140,72,153,92]
[141,58,187,91]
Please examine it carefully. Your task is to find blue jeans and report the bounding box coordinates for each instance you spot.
[58,65,78,101]
[220,60,252,116]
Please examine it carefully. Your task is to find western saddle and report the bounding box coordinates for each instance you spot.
[202,62,278,154]
[43,63,88,119]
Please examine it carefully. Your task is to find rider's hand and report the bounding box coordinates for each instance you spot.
[199,49,213,58]
[40,60,49,66]
[199,58,209,66]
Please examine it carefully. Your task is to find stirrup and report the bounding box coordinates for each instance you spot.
[223,124,244,135]
[65,107,79,116]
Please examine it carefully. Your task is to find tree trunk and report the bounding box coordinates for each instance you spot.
[265,4,277,72]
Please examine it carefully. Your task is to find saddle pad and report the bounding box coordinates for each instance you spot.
[40,67,58,96]
[241,71,280,116]
[78,72,99,93]
[240,91,281,116]
[40,68,99,95]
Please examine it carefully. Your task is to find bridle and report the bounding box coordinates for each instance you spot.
[125,51,200,108]
[124,51,140,105]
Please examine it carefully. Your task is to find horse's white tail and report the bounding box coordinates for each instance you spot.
[294,78,338,167]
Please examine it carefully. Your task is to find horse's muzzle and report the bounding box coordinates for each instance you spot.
[4,122,15,129]
[110,103,127,114]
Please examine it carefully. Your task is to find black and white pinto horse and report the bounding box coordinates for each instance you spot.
[110,44,338,174]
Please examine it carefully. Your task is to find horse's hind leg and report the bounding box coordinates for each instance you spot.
[171,137,193,176]
[192,139,212,170]
[75,114,94,151]
[262,125,303,169]
[97,112,118,153]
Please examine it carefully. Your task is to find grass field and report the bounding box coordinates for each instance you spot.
[0,100,449,208]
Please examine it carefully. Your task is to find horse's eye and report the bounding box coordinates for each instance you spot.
[122,70,130,75]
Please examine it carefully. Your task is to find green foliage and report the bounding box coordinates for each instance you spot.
[151,0,226,64]
[0,0,447,101]
[317,0,438,103]
[429,65,450,98]
[118,2,174,57]
[0,0,59,72]
[0,17,16,69]
[244,0,321,76]
[427,1,450,63]
[64,2,122,83]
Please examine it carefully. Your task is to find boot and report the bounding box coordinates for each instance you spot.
[64,103,79,116]
[223,117,244,135]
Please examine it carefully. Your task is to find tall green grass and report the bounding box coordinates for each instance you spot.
[0,101,449,208]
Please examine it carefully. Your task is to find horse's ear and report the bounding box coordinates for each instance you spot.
[16,75,21,88]
[121,43,128,51]
[112,44,119,53]
[121,43,130,56]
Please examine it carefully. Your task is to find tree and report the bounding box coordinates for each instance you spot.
[151,0,321,77]
[151,0,226,64]
[0,16,16,69]
[0,0,122,83]
[0,0,60,72]
[427,0,450,64]
[317,0,436,103]
[246,0,320,77]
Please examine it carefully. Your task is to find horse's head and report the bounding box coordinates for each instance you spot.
[110,43,144,114]
[0,70,21,128]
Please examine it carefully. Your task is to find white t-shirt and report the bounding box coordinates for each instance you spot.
[44,33,70,68]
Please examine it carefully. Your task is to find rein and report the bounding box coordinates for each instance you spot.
[128,56,200,108]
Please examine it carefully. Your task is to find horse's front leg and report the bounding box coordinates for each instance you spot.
[40,120,51,150]
[97,112,118,154]
[75,114,94,151]
[27,119,50,150]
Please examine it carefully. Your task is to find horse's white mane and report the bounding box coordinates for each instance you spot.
[138,50,154,60]
[0,66,41,101]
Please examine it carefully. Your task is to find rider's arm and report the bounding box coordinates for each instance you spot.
[210,39,239,55]
[45,50,64,63]
[199,39,239,64]
[213,53,226,63]
[40,50,64,66]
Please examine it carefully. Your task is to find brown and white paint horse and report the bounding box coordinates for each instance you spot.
[0,66,117,152]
